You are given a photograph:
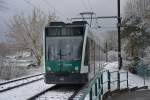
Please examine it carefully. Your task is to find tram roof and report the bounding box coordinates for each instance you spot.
[48,21,88,27]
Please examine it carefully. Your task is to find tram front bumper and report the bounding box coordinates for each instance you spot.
[44,72,88,84]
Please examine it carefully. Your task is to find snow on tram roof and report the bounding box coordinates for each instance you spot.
[48,21,88,27]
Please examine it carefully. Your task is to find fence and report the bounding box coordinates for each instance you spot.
[78,70,128,100]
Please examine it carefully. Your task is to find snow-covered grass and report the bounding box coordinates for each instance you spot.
[6,51,31,59]
[0,51,42,80]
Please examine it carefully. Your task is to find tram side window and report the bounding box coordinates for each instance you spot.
[46,27,61,36]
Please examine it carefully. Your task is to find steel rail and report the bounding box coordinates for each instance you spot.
[68,85,84,100]
[27,84,83,100]
[0,78,44,93]
[27,85,58,100]
[0,73,44,92]
[0,73,44,85]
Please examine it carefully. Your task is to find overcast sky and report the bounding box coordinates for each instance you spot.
[0,0,128,41]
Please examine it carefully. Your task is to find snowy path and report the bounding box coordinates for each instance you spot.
[106,89,150,100]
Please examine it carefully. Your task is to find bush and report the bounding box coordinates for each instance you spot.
[127,57,140,74]
[128,66,137,74]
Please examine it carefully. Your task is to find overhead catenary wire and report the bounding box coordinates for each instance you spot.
[43,0,67,18]
[80,0,89,11]
[0,1,8,10]
[23,0,67,21]
[38,0,52,14]
[87,0,94,12]
[23,0,46,15]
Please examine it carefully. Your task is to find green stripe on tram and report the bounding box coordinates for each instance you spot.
[45,60,81,73]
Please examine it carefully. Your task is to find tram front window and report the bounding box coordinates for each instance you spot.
[45,26,85,62]
[47,37,82,61]
[45,26,84,36]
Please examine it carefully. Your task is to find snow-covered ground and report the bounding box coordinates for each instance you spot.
[0,80,55,100]
[37,90,74,100]
[104,61,150,88]
[3,51,34,67]
[0,74,43,92]
[0,51,43,80]
[82,61,150,100]
[0,79,6,83]
[0,61,150,100]
[37,86,77,100]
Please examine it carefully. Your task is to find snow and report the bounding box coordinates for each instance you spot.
[0,74,43,92]
[3,51,34,67]
[37,88,74,100]
[104,62,118,71]
[104,61,150,88]
[0,51,43,80]
[0,61,150,100]
[0,79,6,83]
[3,57,34,67]
[79,62,150,100]
[0,80,55,100]
[107,51,118,62]
[38,92,73,100]
[6,52,31,59]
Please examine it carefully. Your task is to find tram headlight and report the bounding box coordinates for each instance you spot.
[47,66,51,71]
[75,66,79,71]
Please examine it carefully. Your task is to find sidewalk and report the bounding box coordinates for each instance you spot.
[108,90,150,100]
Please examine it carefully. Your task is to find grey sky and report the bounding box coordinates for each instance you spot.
[0,0,128,41]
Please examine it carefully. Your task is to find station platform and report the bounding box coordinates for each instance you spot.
[107,90,150,100]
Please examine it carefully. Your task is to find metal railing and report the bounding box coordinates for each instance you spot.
[79,70,128,100]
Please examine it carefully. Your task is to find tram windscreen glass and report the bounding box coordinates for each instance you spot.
[46,37,83,61]
[46,26,84,36]
[46,27,61,36]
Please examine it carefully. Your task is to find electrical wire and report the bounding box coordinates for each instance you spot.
[23,0,46,15]
[43,0,66,17]
[23,0,67,21]
[87,0,94,12]
[39,0,52,13]
[80,0,89,11]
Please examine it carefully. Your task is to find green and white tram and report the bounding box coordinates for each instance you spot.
[44,21,101,84]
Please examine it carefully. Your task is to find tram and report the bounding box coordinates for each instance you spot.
[44,21,101,84]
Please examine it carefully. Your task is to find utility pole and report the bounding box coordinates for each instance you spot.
[105,41,108,62]
[118,0,122,70]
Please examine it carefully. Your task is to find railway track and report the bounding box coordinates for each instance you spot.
[0,74,85,100]
[0,73,44,92]
[27,84,84,100]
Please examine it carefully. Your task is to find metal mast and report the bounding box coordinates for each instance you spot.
[118,0,122,69]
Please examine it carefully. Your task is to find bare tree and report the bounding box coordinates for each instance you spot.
[105,30,118,51]
[0,42,9,57]
[7,9,55,66]
[124,0,150,17]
